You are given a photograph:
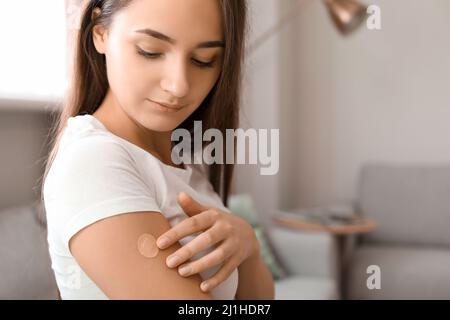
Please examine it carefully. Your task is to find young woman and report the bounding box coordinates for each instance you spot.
[42,0,274,299]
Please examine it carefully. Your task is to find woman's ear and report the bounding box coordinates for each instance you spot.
[91,8,107,54]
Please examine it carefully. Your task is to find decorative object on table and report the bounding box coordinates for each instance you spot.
[277,204,362,225]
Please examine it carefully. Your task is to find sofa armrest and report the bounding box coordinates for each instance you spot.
[0,202,57,299]
[266,225,339,281]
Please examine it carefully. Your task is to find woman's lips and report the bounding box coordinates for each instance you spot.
[146,99,184,113]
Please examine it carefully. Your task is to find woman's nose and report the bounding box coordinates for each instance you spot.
[160,59,190,98]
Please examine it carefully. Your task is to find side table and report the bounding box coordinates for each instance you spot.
[272,213,377,299]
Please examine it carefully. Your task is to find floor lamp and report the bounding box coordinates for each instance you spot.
[247,0,368,55]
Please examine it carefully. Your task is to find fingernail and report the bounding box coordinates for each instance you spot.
[201,282,209,292]
[179,192,189,202]
[178,265,191,276]
[157,236,170,248]
[167,255,180,268]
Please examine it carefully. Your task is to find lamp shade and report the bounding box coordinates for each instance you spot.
[324,0,367,35]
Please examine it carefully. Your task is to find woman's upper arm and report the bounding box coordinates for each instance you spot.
[69,211,213,300]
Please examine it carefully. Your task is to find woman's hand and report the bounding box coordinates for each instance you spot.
[156,192,260,293]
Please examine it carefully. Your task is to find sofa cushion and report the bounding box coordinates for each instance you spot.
[345,244,450,299]
[228,194,287,280]
[0,201,57,299]
[357,164,450,246]
[267,226,338,279]
[275,276,339,300]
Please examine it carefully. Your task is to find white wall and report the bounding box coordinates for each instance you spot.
[235,0,450,220]
[293,0,450,208]
[233,0,285,227]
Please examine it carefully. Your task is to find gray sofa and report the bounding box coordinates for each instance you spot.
[0,201,58,299]
[344,164,450,299]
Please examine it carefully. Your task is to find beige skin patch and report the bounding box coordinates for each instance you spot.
[137,233,159,258]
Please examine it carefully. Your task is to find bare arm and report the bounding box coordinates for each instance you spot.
[235,250,275,300]
[69,211,213,299]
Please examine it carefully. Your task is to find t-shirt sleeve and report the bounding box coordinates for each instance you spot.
[47,136,161,252]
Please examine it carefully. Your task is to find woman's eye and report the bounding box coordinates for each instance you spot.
[136,47,214,69]
[192,59,215,69]
[136,47,161,59]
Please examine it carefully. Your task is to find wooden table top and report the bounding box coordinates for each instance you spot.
[272,214,378,235]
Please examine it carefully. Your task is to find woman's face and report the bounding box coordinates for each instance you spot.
[92,0,224,132]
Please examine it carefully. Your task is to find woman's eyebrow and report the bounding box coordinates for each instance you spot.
[134,28,225,49]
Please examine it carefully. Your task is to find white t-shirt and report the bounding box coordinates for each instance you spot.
[43,114,239,300]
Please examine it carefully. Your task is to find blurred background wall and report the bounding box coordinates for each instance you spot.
[233,0,450,225]
[0,108,51,211]
[293,0,450,209]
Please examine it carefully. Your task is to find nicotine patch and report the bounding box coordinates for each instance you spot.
[137,233,159,258]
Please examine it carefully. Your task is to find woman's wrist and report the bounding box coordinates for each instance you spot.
[246,233,261,263]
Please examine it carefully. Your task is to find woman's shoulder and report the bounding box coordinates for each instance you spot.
[43,118,159,215]
[56,135,130,172]
[45,121,137,193]
[56,114,136,162]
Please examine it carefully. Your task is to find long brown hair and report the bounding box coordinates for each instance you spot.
[41,0,248,207]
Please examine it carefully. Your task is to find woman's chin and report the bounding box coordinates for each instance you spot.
[140,119,183,133]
